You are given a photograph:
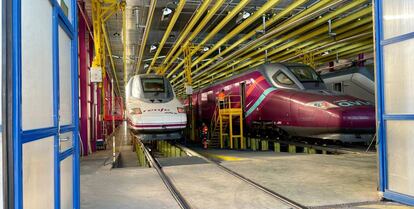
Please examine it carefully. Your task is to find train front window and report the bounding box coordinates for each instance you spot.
[288,66,326,89]
[141,78,165,92]
[288,66,322,82]
[273,72,294,85]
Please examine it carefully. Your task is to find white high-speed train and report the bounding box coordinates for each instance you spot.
[321,66,375,103]
[126,74,187,140]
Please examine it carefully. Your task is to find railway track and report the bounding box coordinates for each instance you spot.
[176,144,307,209]
[133,135,306,209]
[134,138,192,209]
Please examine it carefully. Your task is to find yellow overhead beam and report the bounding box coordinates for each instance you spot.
[160,0,213,72]
[162,0,238,76]
[101,21,121,94]
[169,0,284,81]
[148,0,186,74]
[171,0,341,84]
[176,17,372,90]
[189,0,310,77]
[201,0,367,77]
[122,2,127,88]
[181,0,369,86]
[135,0,157,74]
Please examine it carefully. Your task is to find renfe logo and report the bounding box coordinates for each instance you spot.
[143,108,171,112]
[335,100,371,107]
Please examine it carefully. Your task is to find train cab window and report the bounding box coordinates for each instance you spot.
[334,82,342,92]
[273,72,295,86]
[288,66,326,89]
[141,78,165,92]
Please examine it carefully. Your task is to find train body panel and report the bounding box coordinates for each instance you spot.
[126,74,187,140]
[322,66,375,103]
[193,63,375,142]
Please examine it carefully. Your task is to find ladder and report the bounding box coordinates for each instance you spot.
[209,95,244,149]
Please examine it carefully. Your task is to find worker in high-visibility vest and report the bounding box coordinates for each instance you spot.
[200,123,209,149]
[218,89,225,109]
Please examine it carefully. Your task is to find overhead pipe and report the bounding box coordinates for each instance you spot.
[160,0,213,71]
[135,0,157,74]
[169,0,286,79]
[177,17,372,90]
[159,0,226,75]
[101,22,121,94]
[159,0,227,75]
[168,0,309,81]
[147,0,186,74]
[189,0,328,78]
[191,43,374,91]
[316,46,373,64]
[194,13,372,86]
[172,0,344,85]
[165,0,251,77]
[186,0,368,84]
[306,42,373,63]
[203,11,373,81]
[204,0,367,75]
[281,33,373,62]
[268,22,373,61]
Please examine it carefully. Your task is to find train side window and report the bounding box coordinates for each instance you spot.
[334,82,342,92]
[273,72,294,86]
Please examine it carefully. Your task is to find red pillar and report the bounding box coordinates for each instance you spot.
[78,2,89,155]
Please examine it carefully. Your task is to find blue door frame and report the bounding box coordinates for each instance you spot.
[374,0,414,206]
[12,0,79,208]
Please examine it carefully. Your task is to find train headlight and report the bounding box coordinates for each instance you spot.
[177,107,185,113]
[307,101,338,110]
[129,108,142,114]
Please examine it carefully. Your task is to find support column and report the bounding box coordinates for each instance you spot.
[78,2,89,156]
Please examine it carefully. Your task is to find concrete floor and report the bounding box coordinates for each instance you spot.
[197,148,382,207]
[80,125,180,209]
[80,124,413,209]
[163,161,293,209]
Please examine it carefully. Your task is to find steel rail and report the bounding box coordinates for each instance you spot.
[134,137,192,209]
[177,145,307,209]
[147,0,186,74]
[135,0,157,74]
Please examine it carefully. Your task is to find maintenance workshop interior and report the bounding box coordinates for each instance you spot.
[1,0,414,208]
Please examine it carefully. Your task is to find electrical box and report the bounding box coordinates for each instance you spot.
[185,85,193,95]
[90,67,102,83]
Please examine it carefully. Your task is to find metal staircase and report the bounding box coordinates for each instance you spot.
[209,95,244,149]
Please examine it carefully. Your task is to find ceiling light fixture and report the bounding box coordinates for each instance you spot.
[150,44,158,53]
[161,7,173,21]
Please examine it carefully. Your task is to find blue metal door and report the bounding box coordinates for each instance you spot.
[374,0,414,206]
[12,0,79,208]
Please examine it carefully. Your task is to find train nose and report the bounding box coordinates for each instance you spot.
[334,107,376,131]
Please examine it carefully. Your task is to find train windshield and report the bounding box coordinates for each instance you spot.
[142,78,165,92]
[288,66,326,89]
[139,77,174,102]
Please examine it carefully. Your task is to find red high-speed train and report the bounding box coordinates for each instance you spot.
[191,63,376,142]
